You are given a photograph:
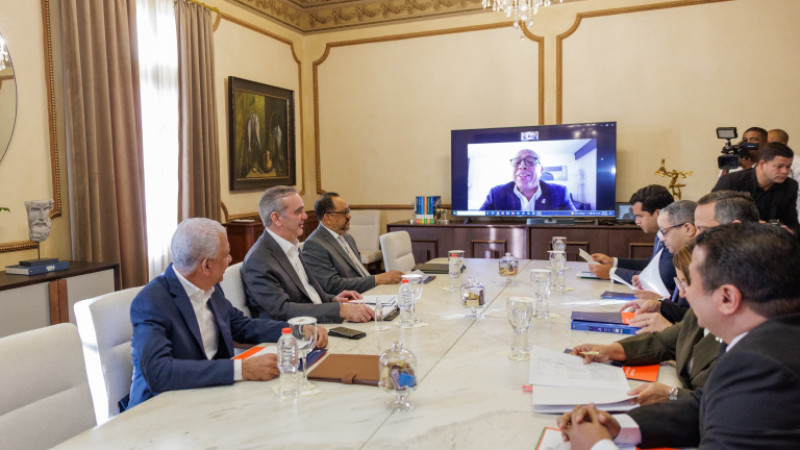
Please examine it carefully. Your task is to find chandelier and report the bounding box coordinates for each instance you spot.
[483,0,562,30]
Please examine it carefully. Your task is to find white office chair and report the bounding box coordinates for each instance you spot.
[220,262,251,318]
[348,210,383,270]
[74,286,142,425]
[0,323,96,449]
[380,230,416,272]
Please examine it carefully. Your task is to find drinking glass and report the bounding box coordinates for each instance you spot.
[287,316,318,392]
[506,297,534,361]
[372,297,390,331]
[530,269,552,320]
[551,236,567,252]
[548,250,567,292]
[448,250,465,279]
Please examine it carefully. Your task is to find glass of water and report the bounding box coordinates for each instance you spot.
[506,297,534,361]
[530,269,552,320]
[551,236,567,252]
[548,250,567,292]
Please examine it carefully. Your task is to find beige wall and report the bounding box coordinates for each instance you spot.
[0,0,70,268]
[2,0,798,267]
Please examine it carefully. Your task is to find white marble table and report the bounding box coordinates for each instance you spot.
[56,259,679,449]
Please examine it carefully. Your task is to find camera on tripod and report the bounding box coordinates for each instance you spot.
[717,127,759,170]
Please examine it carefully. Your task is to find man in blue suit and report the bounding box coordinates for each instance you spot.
[125,218,328,410]
[480,149,576,211]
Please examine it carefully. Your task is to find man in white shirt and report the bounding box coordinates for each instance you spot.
[557,223,800,450]
[303,192,403,294]
[127,218,328,410]
[242,186,374,323]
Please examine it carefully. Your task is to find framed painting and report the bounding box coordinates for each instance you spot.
[228,76,296,191]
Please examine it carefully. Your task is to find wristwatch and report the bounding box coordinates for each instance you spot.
[668,386,679,401]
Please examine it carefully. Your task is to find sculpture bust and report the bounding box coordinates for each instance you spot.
[25,199,54,243]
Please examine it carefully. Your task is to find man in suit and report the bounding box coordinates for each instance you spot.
[590,185,675,293]
[557,223,800,450]
[242,185,374,323]
[302,192,403,293]
[693,189,760,234]
[480,148,576,211]
[713,142,799,235]
[126,218,328,410]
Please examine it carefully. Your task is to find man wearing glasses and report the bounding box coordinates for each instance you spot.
[303,192,403,293]
[480,148,576,211]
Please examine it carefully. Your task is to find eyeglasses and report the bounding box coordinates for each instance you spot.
[509,156,539,168]
[658,222,688,237]
[328,208,351,216]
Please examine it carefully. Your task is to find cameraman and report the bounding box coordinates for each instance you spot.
[719,127,767,176]
[713,142,799,235]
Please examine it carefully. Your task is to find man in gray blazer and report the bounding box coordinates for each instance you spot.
[241,186,374,323]
[302,193,403,294]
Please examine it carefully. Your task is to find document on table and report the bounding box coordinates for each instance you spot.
[529,346,636,413]
[638,249,670,298]
[578,248,599,265]
[610,273,634,290]
[536,427,637,450]
[348,295,398,317]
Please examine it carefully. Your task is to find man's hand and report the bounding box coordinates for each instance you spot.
[332,290,363,302]
[633,289,662,301]
[629,312,672,334]
[619,298,661,314]
[589,263,612,279]
[316,326,329,348]
[375,270,404,285]
[571,343,626,364]
[241,353,280,381]
[628,382,671,406]
[339,303,374,322]
[557,404,620,450]
[591,253,613,265]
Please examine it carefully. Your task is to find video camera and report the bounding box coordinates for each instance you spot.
[717,127,759,170]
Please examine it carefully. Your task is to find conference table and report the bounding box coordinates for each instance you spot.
[57,258,680,449]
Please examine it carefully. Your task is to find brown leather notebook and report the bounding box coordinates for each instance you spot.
[307,354,379,386]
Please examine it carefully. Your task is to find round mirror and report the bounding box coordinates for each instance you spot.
[0,32,17,164]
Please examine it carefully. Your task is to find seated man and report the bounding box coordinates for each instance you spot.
[480,148,576,211]
[590,185,676,293]
[126,218,328,410]
[574,244,720,406]
[242,185,374,323]
[303,192,403,293]
[693,189,760,234]
[558,223,800,450]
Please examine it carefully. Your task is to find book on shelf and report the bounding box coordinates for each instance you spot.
[414,195,441,224]
[5,260,70,276]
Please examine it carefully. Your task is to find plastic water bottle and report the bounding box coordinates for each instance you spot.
[277,327,300,400]
[398,279,415,328]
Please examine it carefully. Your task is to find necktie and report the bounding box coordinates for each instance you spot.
[294,247,323,304]
[338,235,370,277]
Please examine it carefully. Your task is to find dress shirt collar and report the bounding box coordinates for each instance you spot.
[322,224,344,241]
[267,227,299,256]
[173,266,215,302]
[513,183,542,211]
[726,331,749,351]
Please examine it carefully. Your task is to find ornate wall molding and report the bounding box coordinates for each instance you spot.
[312,22,545,209]
[555,0,733,124]
[230,0,486,33]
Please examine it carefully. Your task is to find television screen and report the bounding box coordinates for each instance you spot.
[451,122,617,218]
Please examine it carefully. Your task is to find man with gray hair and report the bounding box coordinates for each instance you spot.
[126,218,325,410]
[242,186,374,323]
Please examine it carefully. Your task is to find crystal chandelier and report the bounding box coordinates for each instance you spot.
[483,0,562,30]
[0,36,9,72]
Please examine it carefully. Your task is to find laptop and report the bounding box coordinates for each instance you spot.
[615,202,634,223]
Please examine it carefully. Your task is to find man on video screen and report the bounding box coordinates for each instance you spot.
[480,149,576,211]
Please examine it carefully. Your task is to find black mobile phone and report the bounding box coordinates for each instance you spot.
[329,326,366,340]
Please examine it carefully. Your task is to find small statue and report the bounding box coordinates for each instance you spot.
[655,159,693,200]
[25,199,54,242]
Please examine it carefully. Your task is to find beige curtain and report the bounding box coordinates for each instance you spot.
[175,0,221,221]
[60,0,149,288]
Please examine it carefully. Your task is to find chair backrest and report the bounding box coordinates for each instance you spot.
[220,262,251,318]
[349,210,381,251]
[0,323,96,449]
[380,231,416,272]
[74,286,142,425]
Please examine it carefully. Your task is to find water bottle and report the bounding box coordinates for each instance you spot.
[277,327,300,400]
[398,279,415,328]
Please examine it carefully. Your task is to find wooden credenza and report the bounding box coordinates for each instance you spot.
[0,262,121,338]
[386,221,654,263]
[224,212,319,264]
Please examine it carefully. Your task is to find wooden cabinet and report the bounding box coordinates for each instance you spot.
[386,221,651,262]
[0,262,120,338]
[224,212,319,264]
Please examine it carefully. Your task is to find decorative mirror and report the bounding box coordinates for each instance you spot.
[0,31,17,164]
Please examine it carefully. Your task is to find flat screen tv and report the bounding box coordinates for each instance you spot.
[451,122,617,221]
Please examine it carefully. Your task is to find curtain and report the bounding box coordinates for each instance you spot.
[137,0,179,279]
[175,0,221,221]
[60,0,149,288]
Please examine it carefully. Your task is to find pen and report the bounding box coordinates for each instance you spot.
[579,351,600,356]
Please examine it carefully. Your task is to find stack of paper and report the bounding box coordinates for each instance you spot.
[529,346,636,413]
[348,295,398,318]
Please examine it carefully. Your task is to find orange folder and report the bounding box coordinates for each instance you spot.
[622,364,659,382]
